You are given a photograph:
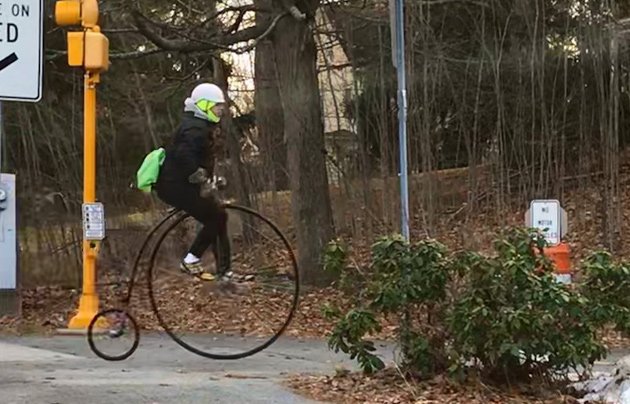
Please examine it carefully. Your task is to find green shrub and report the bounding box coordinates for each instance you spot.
[323,235,452,377]
[322,227,622,384]
[448,228,606,382]
[368,235,450,311]
[323,238,348,277]
[581,251,630,333]
[324,306,385,374]
[323,238,365,296]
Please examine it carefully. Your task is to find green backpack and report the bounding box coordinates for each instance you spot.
[136,148,166,193]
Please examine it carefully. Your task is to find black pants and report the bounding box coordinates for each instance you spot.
[156,182,231,271]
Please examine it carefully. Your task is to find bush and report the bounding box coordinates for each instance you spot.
[324,306,385,374]
[580,251,630,333]
[324,235,452,377]
[323,238,365,297]
[323,227,625,384]
[448,228,606,382]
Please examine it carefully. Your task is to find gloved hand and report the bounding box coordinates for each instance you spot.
[188,167,209,184]
[214,176,227,190]
[199,179,214,199]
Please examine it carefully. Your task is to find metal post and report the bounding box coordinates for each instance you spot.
[68,71,100,329]
[394,0,410,241]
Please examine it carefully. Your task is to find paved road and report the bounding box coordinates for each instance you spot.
[1,333,627,404]
[0,333,395,404]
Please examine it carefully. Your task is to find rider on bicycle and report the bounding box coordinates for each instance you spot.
[154,82,232,282]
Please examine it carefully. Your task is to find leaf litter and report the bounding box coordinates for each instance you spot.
[3,169,630,402]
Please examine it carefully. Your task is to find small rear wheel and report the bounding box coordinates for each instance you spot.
[87,308,140,361]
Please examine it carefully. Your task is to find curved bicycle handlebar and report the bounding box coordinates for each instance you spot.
[128,175,228,192]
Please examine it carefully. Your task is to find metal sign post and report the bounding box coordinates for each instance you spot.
[390,0,410,241]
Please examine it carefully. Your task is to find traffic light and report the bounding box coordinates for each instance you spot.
[54,0,109,72]
[54,0,81,26]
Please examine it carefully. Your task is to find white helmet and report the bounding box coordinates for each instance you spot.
[190,83,226,104]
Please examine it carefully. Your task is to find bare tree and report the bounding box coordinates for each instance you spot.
[255,0,289,192]
[128,0,336,285]
[270,0,335,285]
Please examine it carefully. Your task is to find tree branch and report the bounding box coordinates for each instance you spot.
[280,0,307,20]
[230,12,287,53]
[102,27,140,34]
[226,8,249,34]
[317,62,352,73]
[132,9,286,53]
[46,47,165,61]
[196,5,261,30]
[174,0,206,16]
[111,48,165,60]
[164,58,214,82]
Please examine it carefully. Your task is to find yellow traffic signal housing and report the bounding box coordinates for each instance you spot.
[55,0,81,26]
[85,31,109,71]
[66,30,110,72]
[67,32,84,67]
[55,0,100,28]
[81,0,99,28]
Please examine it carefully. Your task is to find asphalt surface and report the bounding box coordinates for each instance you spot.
[1,332,628,404]
[0,333,395,404]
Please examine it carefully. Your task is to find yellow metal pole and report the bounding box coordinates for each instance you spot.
[68,71,100,329]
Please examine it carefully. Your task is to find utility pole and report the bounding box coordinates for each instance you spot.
[55,0,110,329]
[390,0,409,241]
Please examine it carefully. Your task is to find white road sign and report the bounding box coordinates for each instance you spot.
[528,199,561,245]
[82,202,106,241]
[0,0,43,102]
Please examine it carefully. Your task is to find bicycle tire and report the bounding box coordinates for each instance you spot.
[124,209,184,303]
[87,308,140,361]
[146,204,300,360]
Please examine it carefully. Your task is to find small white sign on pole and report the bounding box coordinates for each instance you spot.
[525,199,564,246]
[82,202,105,241]
[0,0,43,102]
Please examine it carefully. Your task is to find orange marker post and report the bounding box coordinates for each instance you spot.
[543,242,572,284]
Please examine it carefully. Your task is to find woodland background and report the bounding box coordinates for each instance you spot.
[4,0,630,287]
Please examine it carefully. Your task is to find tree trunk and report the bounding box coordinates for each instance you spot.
[213,58,253,210]
[255,0,289,191]
[271,1,335,286]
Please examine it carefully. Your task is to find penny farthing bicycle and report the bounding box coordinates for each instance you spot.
[87,177,300,361]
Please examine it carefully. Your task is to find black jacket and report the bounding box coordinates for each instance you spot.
[157,112,217,188]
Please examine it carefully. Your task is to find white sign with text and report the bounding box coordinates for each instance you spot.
[82,202,106,241]
[528,199,561,245]
[0,0,43,102]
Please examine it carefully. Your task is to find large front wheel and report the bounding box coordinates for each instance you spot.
[147,204,299,360]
